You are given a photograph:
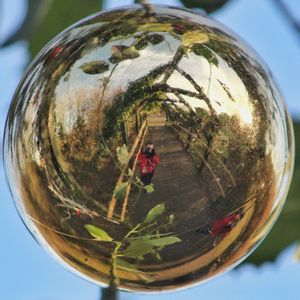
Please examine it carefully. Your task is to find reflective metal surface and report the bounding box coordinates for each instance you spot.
[3,4,294,292]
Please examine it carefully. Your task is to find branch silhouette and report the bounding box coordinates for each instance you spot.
[272,0,300,38]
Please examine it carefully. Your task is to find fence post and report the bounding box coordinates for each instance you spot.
[186,132,192,150]
[135,107,140,133]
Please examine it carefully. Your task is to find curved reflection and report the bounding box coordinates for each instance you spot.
[3,4,294,292]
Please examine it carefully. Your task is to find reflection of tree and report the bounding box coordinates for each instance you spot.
[5,4,294,300]
[29,6,273,233]
[85,203,181,288]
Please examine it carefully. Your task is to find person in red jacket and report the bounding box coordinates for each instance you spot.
[208,212,244,238]
[138,142,160,187]
[197,212,245,240]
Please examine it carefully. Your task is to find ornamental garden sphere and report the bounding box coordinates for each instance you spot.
[3,4,294,292]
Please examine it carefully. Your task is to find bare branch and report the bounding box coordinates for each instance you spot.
[134,0,149,3]
[162,47,184,83]
[271,0,300,37]
[175,66,217,116]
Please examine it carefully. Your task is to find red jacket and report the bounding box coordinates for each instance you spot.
[138,151,160,175]
[209,214,240,238]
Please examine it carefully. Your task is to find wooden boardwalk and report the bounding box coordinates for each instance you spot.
[131,114,212,234]
[122,113,250,268]
[125,114,249,267]
[126,118,217,264]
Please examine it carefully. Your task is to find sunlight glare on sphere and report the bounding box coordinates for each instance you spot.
[3,4,294,292]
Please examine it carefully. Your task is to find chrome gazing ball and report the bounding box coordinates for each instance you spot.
[3,4,294,292]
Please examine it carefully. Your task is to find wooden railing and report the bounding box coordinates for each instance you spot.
[169,123,227,198]
[107,120,148,220]
[120,125,147,221]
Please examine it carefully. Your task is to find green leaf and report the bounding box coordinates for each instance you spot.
[80,60,109,74]
[134,38,148,51]
[84,224,113,241]
[148,34,165,45]
[144,203,165,224]
[109,45,140,64]
[114,181,128,200]
[134,34,165,50]
[169,214,175,224]
[117,144,130,166]
[135,176,143,186]
[128,168,134,177]
[122,236,181,259]
[142,236,181,247]
[116,258,137,271]
[181,30,209,49]
[122,241,154,258]
[144,184,154,193]
[116,259,154,282]
[139,23,173,33]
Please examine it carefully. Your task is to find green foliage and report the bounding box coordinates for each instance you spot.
[1,0,44,48]
[195,107,209,119]
[115,258,137,271]
[116,144,130,166]
[134,34,165,50]
[123,240,155,258]
[213,129,230,159]
[147,34,165,45]
[109,45,140,64]
[84,203,180,280]
[84,224,113,241]
[144,203,165,224]
[192,44,219,66]
[181,31,209,49]
[113,181,129,200]
[80,60,109,74]
[144,184,155,193]
[134,175,142,184]
[29,0,103,57]
[123,236,180,258]
[128,168,134,177]
[169,214,175,224]
[138,23,173,33]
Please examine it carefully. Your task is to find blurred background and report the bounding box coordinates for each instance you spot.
[0,0,300,299]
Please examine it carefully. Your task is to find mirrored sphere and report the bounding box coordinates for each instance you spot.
[3,4,294,292]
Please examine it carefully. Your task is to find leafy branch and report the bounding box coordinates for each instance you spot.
[85,203,181,286]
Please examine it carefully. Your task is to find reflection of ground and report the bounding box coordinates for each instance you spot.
[129,114,220,266]
[125,112,258,277]
[138,125,207,220]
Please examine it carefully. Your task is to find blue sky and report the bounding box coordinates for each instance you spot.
[1,0,300,299]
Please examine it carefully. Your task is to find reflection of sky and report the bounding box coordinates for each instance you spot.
[170,52,253,124]
[56,27,254,132]
[55,32,180,133]
[1,0,300,299]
